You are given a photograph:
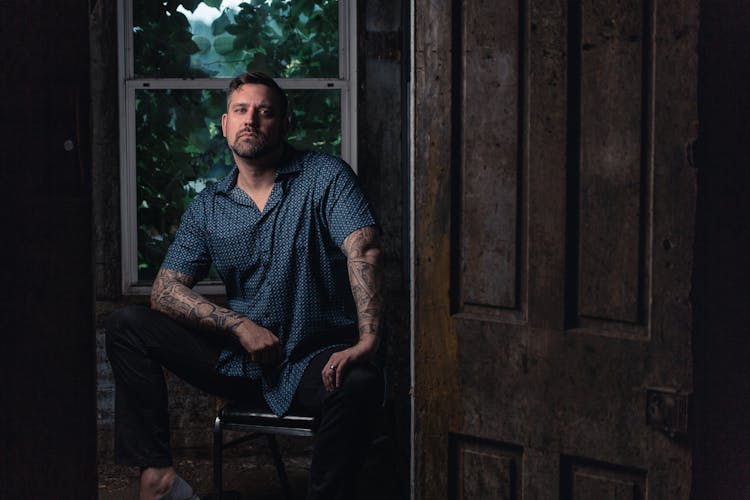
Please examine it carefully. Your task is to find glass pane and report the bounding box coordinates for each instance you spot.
[135,89,230,281]
[287,89,341,156]
[135,88,342,281]
[133,0,339,78]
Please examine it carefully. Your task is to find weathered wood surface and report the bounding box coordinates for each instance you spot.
[413,1,462,499]
[413,0,698,498]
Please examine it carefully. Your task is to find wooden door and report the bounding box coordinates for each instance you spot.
[413,0,698,498]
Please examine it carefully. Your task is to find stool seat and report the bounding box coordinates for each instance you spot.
[219,402,317,437]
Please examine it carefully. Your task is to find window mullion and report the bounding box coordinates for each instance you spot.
[342,0,357,170]
[121,82,137,293]
[126,78,349,90]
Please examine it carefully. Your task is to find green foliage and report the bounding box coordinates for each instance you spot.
[133,0,339,78]
[132,0,342,281]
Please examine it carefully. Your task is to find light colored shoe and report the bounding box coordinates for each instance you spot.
[158,475,200,500]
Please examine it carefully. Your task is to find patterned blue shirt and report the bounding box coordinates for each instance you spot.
[161,148,377,415]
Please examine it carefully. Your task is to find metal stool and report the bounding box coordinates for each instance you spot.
[212,401,316,500]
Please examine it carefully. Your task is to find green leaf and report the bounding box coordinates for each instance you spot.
[225,24,247,35]
[214,35,235,55]
[266,18,283,37]
[192,35,211,53]
[180,0,202,12]
[211,10,232,36]
[203,0,223,8]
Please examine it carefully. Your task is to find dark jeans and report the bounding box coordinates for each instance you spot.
[105,305,383,500]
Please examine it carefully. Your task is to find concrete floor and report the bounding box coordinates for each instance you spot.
[98,443,407,500]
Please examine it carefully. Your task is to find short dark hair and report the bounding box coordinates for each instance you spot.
[226,71,288,118]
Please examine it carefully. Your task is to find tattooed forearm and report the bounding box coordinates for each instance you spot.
[342,226,384,348]
[151,268,247,334]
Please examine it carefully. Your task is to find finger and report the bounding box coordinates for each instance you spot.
[325,356,339,392]
[321,364,331,391]
[321,356,330,374]
[321,360,332,389]
[328,361,338,391]
[335,359,346,389]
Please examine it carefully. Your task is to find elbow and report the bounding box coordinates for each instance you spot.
[149,289,162,312]
[363,243,383,263]
[362,231,383,263]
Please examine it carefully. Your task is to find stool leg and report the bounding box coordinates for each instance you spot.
[267,434,292,500]
[212,417,223,500]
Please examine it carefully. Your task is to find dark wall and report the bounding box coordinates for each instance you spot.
[692,0,750,497]
[357,0,411,492]
[0,0,97,498]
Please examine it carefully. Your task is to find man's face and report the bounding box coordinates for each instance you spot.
[222,83,288,161]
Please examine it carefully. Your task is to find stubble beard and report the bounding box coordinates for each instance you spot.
[230,129,280,160]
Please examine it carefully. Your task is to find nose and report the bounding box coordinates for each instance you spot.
[243,107,259,127]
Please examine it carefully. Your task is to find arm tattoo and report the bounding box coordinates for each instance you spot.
[342,226,384,344]
[151,268,246,334]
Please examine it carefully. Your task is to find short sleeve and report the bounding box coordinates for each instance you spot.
[161,195,212,281]
[320,158,378,247]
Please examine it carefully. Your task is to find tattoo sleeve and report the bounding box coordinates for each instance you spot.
[150,268,247,335]
[342,226,384,350]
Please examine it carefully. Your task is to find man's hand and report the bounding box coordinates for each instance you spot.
[321,336,378,391]
[235,320,283,364]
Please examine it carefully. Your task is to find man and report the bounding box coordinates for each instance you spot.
[106,72,384,500]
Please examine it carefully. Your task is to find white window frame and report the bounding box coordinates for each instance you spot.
[118,0,358,295]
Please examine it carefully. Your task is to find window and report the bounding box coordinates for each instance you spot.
[118,0,357,294]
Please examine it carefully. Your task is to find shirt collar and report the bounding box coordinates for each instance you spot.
[216,144,302,195]
[275,145,303,177]
[216,167,239,194]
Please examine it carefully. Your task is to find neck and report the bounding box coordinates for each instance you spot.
[233,143,285,190]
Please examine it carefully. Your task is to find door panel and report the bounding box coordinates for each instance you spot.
[560,456,646,500]
[413,0,698,498]
[449,436,523,500]
[458,0,522,312]
[577,0,649,325]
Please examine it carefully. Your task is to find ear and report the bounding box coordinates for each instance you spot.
[221,113,228,137]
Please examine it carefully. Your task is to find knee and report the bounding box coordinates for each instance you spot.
[339,364,384,408]
[104,305,151,356]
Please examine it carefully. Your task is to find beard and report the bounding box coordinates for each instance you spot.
[230,128,281,160]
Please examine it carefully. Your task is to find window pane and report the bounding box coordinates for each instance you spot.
[135,89,229,281]
[135,88,342,281]
[133,0,339,78]
[287,89,341,156]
